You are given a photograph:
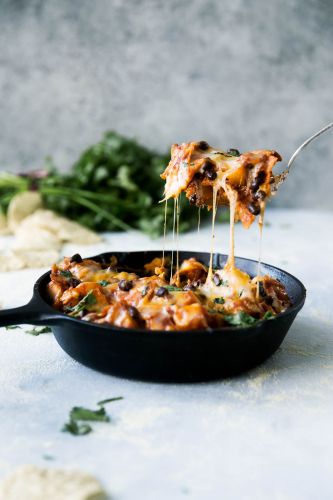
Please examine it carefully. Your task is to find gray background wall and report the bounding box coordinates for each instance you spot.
[0,0,332,209]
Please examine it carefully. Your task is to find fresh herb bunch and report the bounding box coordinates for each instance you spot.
[0,131,203,237]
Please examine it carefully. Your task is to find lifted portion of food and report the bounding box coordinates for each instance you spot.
[161,141,281,228]
[48,254,291,331]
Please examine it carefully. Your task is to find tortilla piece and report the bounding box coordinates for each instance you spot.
[0,465,107,500]
[7,192,43,232]
[13,223,62,251]
[13,249,60,268]
[17,209,101,245]
[0,213,10,235]
[0,253,25,272]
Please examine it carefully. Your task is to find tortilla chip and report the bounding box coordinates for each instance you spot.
[0,465,107,500]
[7,191,43,232]
[13,249,60,268]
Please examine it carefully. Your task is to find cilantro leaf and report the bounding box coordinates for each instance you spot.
[164,285,183,292]
[70,406,109,422]
[69,290,97,317]
[98,280,110,287]
[5,325,21,330]
[62,420,92,436]
[26,326,52,336]
[262,311,275,320]
[223,312,257,326]
[97,397,124,406]
[60,270,73,278]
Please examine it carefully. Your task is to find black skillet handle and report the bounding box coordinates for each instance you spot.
[0,298,59,327]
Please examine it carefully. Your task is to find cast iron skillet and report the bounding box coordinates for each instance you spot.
[0,251,306,382]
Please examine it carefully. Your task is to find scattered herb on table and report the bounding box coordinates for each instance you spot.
[26,326,52,336]
[62,420,92,436]
[5,325,51,335]
[62,397,123,436]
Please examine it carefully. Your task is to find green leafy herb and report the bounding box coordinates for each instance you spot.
[26,326,52,336]
[226,148,241,157]
[141,286,149,297]
[62,396,123,436]
[62,420,92,436]
[165,285,183,292]
[5,325,22,330]
[0,131,211,237]
[97,397,124,406]
[214,297,225,304]
[98,280,110,287]
[70,406,109,422]
[262,311,275,320]
[223,312,257,326]
[60,270,72,278]
[69,290,97,317]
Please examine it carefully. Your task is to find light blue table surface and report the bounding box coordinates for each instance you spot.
[0,208,332,500]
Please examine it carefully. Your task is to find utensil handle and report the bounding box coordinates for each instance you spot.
[0,300,58,327]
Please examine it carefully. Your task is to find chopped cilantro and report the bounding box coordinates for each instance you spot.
[5,325,21,330]
[69,290,97,317]
[141,286,149,297]
[97,397,124,406]
[223,312,257,326]
[98,280,110,287]
[62,397,123,436]
[165,285,183,292]
[26,326,52,336]
[262,311,275,320]
[62,420,92,436]
[226,148,240,157]
[60,270,73,278]
[70,406,109,422]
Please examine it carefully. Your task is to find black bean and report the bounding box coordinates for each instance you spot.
[128,305,139,319]
[255,190,266,201]
[155,287,168,297]
[70,278,81,288]
[70,253,83,263]
[202,159,214,171]
[206,170,217,181]
[259,282,266,297]
[118,280,133,291]
[213,273,221,286]
[247,202,261,215]
[194,172,203,180]
[264,296,273,305]
[189,194,197,205]
[197,140,209,150]
[250,171,266,191]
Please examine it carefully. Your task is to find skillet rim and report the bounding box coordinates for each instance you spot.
[35,250,306,337]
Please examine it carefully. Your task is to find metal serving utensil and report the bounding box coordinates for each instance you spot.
[272,121,333,192]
